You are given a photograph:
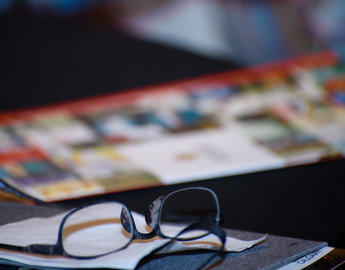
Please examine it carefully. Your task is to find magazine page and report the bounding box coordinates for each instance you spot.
[0,51,344,201]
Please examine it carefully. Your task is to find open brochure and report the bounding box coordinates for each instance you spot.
[1,51,345,201]
[0,209,266,269]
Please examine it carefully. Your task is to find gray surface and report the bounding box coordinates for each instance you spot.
[0,201,326,269]
[138,230,326,270]
[0,202,65,225]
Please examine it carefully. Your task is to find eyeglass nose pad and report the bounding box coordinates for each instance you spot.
[144,205,154,229]
[120,207,131,233]
[145,196,165,229]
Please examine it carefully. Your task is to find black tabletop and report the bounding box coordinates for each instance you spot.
[1,12,344,251]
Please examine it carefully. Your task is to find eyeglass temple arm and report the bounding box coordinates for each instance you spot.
[183,220,226,270]
[150,220,226,254]
[0,242,62,256]
[176,220,226,249]
[136,220,226,270]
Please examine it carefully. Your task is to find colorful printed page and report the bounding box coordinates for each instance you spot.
[0,51,345,201]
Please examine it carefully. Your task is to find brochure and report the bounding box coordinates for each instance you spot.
[0,51,344,201]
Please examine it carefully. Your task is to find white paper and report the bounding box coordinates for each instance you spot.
[117,129,284,184]
[0,209,266,269]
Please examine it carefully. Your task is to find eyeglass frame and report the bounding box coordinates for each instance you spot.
[0,186,224,260]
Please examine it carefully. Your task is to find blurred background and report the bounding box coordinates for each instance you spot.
[2,0,345,66]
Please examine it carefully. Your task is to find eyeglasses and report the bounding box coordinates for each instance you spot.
[0,185,225,261]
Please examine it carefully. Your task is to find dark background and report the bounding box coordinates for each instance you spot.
[0,10,344,250]
[0,12,236,111]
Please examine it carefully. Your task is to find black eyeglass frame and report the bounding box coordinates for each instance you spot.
[0,186,222,260]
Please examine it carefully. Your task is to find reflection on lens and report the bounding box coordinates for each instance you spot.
[159,188,219,239]
[62,202,132,257]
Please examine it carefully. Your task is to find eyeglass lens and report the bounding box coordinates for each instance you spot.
[61,202,132,257]
[159,188,219,239]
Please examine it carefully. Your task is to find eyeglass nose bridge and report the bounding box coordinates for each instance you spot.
[120,187,221,241]
[120,205,159,240]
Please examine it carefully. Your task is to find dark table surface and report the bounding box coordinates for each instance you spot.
[0,11,344,255]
